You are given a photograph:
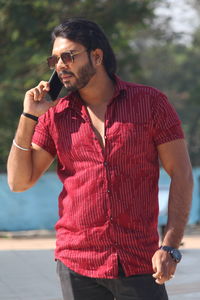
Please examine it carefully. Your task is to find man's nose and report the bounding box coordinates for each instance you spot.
[56,57,69,70]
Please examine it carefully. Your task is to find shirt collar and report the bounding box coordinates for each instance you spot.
[108,75,128,104]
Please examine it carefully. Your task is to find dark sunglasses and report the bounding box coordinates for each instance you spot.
[47,50,87,69]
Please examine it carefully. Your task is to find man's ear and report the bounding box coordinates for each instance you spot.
[92,49,103,66]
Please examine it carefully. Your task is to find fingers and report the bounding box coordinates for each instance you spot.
[152,269,165,285]
[152,259,163,284]
[152,249,177,285]
[152,271,175,285]
[34,81,50,101]
[23,81,56,117]
[26,81,50,102]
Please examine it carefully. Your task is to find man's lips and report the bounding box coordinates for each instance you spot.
[59,71,74,81]
[62,75,73,80]
[61,75,74,84]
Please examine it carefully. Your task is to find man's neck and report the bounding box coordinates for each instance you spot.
[78,71,115,107]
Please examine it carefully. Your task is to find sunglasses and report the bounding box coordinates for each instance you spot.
[47,50,87,69]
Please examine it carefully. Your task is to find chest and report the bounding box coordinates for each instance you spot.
[53,106,154,166]
[86,106,106,149]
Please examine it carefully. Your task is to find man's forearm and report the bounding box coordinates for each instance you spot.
[7,115,37,191]
[162,170,193,248]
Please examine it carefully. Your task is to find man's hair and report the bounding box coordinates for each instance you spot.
[52,18,117,80]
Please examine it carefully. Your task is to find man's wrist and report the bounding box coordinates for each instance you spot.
[160,245,182,263]
[22,112,38,122]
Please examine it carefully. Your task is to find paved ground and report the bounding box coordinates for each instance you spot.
[0,226,200,300]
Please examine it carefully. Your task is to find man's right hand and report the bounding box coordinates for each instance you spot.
[7,80,56,192]
[23,81,58,117]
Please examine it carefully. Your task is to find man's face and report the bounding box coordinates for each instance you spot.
[52,37,96,93]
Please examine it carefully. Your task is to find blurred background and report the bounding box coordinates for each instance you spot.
[1,0,200,231]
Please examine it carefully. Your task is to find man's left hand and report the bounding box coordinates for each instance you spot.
[152,249,177,285]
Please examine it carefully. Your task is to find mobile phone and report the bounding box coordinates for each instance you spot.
[46,70,63,101]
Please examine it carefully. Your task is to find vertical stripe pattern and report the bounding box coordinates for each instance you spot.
[32,76,184,279]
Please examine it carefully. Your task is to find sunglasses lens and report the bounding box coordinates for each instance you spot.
[61,52,72,64]
[47,56,57,69]
[47,52,73,68]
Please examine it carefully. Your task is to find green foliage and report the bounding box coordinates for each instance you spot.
[2,0,200,168]
[0,0,159,171]
[137,27,200,166]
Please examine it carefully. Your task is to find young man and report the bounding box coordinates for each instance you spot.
[7,18,193,300]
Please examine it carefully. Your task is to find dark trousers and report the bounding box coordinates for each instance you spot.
[57,260,168,300]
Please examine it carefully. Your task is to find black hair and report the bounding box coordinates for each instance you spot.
[51,17,117,80]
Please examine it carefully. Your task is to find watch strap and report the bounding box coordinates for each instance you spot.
[160,245,174,252]
[160,245,182,263]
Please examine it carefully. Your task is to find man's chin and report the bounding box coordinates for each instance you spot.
[64,83,78,93]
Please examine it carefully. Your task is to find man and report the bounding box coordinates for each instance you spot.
[7,18,193,300]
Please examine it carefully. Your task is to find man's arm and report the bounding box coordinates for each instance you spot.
[7,81,56,192]
[152,139,193,284]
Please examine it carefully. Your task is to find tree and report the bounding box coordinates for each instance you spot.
[136,25,200,166]
[0,0,160,171]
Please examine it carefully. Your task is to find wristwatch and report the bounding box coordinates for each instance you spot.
[160,246,182,263]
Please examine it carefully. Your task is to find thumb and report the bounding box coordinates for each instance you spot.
[152,256,163,278]
[152,254,158,273]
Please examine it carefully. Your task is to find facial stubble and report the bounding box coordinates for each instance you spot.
[63,59,96,93]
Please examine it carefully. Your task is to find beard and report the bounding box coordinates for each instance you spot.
[59,60,96,93]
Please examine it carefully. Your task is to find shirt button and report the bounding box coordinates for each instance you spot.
[107,189,111,193]
[104,161,108,166]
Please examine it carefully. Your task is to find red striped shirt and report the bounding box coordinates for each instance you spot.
[32,76,184,278]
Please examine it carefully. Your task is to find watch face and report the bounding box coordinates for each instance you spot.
[171,249,182,262]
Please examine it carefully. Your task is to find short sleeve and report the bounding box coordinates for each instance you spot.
[153,94,184,146]
[32,112,57,157]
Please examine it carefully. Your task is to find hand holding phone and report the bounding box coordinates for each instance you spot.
[46,70,63,101]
